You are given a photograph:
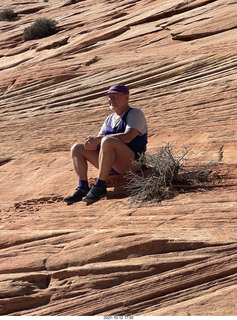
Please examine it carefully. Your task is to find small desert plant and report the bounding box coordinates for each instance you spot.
[0,9,17,21]
[23,18,57,41]
[125,143,223,204]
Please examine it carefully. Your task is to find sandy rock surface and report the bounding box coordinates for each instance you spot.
[0,0,236,316]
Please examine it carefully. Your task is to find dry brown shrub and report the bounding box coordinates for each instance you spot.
[125,143,223,204]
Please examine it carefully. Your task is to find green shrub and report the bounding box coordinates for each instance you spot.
[125,144,223,204]
[0,9,17,21]
[23,18,57,41]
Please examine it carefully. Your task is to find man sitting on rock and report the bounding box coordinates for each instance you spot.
[64,84,148,205]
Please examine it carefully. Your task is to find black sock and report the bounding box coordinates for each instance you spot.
[95,179,106,189]
[79,180,89,191]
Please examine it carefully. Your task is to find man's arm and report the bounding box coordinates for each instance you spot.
[84,128,139,150]
[111,127,139,143]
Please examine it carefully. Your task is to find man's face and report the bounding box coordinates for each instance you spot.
[108,93,129,113]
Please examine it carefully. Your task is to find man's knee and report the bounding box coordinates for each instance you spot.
[70,143,84,156]
[101,136,120,150]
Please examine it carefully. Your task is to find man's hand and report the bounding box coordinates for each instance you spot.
[84,135,101,150]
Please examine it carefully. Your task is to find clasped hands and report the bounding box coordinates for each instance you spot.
[84,135,101,150]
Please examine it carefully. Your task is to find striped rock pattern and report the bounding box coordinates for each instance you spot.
[0,0,236,316]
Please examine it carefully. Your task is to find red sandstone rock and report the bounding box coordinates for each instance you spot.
[0,0,236,316]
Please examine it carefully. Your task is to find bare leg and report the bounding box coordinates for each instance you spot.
[98,136,141,181]
[71,143,99,180]
[64,143,100,204]
[81,136,142,204]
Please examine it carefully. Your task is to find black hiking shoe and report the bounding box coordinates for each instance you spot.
[63,187,89,204]
[82,185,107,204]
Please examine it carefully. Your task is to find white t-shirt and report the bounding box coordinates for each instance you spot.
[99,108,147,136]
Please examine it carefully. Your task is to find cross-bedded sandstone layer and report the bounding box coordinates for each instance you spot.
[0,0,236,316]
